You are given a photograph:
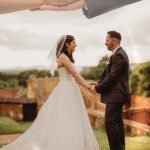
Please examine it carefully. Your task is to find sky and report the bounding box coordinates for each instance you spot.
[0,0,150,70]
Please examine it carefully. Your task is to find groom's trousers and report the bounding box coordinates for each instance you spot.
[105,103,125,150]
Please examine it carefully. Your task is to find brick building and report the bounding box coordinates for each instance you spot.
[0,88,36,121]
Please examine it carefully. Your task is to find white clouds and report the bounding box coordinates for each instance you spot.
[0,27,51,51]
[0,47,48,69]
[0,0,150,69]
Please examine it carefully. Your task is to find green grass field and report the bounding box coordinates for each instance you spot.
[93,128,150,150]
[0,116,31,135]
[0,117,150,149]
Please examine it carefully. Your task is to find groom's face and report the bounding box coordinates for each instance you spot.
[105,34,114,51]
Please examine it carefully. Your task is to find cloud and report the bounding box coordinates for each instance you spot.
[0,27,50,50]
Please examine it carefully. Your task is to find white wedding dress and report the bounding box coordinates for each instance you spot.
[1,65,100,150]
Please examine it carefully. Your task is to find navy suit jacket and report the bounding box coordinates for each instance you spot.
[95,47,130,104]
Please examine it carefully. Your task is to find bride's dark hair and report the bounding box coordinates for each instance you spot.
[56,35,75,63]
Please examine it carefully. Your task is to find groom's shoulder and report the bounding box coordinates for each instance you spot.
[115,47,127,56]
[114,47,129,63]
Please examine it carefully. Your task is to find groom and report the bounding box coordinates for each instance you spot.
[90,31,129,150]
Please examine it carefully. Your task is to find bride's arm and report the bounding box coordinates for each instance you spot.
[59,54,91,89]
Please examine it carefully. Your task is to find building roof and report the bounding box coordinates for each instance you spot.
[0,96,36,104]
[0,88,18,97]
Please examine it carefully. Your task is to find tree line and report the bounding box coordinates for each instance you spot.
[0,56,149,97]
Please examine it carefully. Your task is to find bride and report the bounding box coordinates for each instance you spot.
[1,35,100,150]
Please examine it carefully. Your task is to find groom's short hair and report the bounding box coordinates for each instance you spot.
[107,31,121,42]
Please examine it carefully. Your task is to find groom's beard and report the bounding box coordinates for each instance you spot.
[106,43,114,51]
[106,46,113,51]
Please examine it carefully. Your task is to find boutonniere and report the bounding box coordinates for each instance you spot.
[106,60,110,65]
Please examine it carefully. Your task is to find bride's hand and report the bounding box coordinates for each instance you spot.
[87,84,97,95]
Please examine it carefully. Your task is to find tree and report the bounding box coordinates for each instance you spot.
[0,80,8,88]
[129,61,150,97]
[0,69,58,88]
[81,55,109,80]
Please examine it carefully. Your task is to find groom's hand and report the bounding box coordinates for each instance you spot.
[89,85,96,95]
[89,82,98,86]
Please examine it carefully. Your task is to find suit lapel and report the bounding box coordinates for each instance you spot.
[101,55,112,80]
[101,47,122,80]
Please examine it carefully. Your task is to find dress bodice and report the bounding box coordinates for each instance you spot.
[58,67,74,81]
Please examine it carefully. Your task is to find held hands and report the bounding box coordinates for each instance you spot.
[31,0,85,11]
[89,85,97,95]
[87,81,98,95]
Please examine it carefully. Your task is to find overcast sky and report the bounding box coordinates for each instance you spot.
[0,0,150,70]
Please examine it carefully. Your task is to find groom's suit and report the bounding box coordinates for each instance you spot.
[95,47,129,150]
[83,0,141,18]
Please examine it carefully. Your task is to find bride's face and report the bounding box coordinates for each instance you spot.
[66,40,77,53]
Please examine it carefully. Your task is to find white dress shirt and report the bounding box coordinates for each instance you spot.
[112,46,120,55]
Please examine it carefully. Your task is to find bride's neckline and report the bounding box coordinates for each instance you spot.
[57,66,65,69]
[57,62,74,69]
